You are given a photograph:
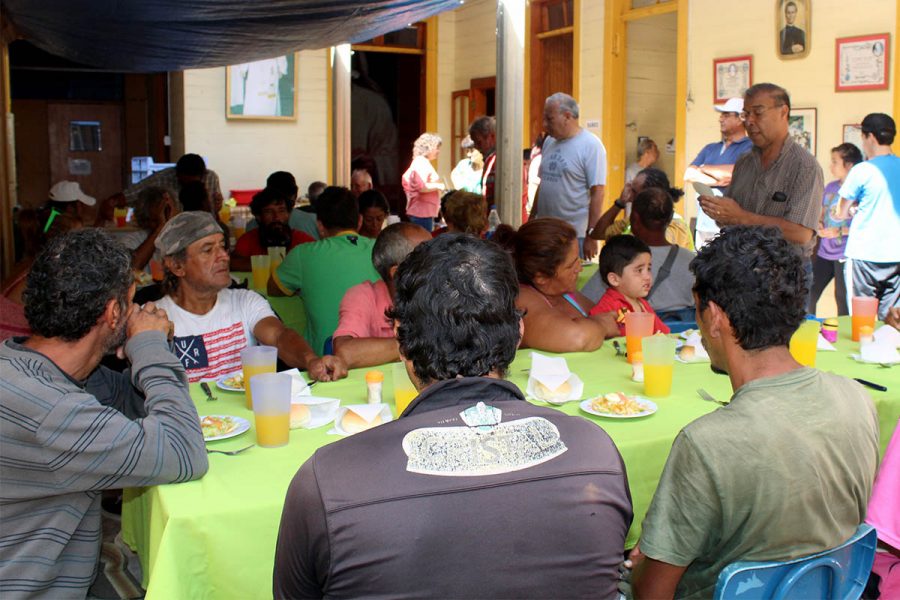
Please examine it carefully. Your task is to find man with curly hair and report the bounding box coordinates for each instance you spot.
[0,229,208,599]
[273,234,632,598]
[630,226,879,599]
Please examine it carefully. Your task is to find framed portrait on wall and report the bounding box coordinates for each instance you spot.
[835,33,890,91]
[843,124,864,155]
[713,55,753,103]
[776,0,810,59]
[226,53,299,120]
[788,108,817,155]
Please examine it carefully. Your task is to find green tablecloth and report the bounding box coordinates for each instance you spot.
[232,271,306,335]
[122,317,900,599]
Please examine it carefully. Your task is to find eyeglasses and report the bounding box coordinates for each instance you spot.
[740,104,784,121]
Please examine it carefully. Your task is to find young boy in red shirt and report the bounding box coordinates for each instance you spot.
[589,235,669,335]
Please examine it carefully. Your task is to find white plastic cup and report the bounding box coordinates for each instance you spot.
[250,372,292,448]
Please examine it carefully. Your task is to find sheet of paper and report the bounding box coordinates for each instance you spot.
[817,334,836,351]
[530,352,571,390]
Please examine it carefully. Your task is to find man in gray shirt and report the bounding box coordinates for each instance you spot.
[698,83,823,258]
[0,229,208,599]
[534,92,607,260]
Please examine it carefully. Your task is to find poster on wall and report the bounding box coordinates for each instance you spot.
[843,124,864,155]
[776,0,810,59]
[713,55,753,103]
[226,53,298,120]
[835,33,890,91]
[788,108,817,155]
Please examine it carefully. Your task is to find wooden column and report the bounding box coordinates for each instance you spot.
[331,44,351,187]
[496,0,525,227]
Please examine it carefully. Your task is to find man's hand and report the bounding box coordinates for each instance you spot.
[307,355,348,382]
[582,237,598,261]
[119,302,173,359]
[698,195,746,226]
[620,182,637,204]
[886,307,900,331]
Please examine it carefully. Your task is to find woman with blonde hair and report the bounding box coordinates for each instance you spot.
[401,132,445,231]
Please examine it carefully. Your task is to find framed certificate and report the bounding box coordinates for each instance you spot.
[835,33,890,91]
[226,53,299,120]
[713,55,753,103]
[843,124,864,155]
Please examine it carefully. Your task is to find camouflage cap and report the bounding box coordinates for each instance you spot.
[155,211,223,256]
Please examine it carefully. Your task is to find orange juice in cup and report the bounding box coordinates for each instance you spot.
[241,346,278,409]
[249,372,291,448]
[250,255,271,292]
[851,297,878,341]
[254,413,290,447]
[789,320,820,367]
[392,362,418,416]
[624,312,654,364]
[642,334,676,398]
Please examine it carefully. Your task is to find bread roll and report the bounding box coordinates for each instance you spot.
[679,345,696,360]
[290,404,311,429]
[341,411,383,434]
[535,380,572,402]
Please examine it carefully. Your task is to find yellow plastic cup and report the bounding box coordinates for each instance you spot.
[642,334,677,398]
[241,346,277,409]
[249,372,291,448]
[392,362,418,417]
[789,320,820,367]
[250,254,271,292]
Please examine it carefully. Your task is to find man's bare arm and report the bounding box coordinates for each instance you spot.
[333,336,399,369]
[632,557,688,600]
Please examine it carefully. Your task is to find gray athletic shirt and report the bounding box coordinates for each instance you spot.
[537,129,607,235]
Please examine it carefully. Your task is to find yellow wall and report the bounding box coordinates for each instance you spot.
[625,12,677,182]
[578,0,606,139]
[683,0,896,221]
[179,50,329,196]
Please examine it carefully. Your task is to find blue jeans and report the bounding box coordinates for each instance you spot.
[408,216,434,232]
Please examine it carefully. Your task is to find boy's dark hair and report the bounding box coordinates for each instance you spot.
[175,153,206,178]
[266,171,299,200]
[179,180,209,212]
[598,234,651,286]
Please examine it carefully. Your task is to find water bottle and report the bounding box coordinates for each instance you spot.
[488,205,501,235]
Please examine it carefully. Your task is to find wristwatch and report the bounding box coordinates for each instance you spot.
[614,198,626,209]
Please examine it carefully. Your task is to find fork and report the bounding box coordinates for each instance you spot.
[696,388,727,406]
[613,340,626,357]
[206,444,255,456]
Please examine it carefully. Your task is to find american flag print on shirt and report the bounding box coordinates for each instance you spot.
[172,321,248,382]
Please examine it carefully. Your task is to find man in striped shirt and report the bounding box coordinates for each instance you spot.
[155,212,345,382]
[0,229,208,599]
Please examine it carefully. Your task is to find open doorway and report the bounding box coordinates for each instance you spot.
[351,24,426,218]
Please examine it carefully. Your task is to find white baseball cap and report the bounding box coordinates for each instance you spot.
[715,98,744,114]
[48,181,96,206]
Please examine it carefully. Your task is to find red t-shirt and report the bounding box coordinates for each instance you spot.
[588,288,669,336]
[233,229,315,257]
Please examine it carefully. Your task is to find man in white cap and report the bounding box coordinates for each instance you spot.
[47,180,96,219]
[683,98,752,249]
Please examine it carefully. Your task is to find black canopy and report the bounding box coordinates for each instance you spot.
[3,0,462,72]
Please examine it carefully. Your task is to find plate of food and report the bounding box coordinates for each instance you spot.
[216,372,244,392]
[580,393,657,419]
[200,415,250,441]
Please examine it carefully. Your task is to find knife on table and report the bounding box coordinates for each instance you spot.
[200,382,217,401]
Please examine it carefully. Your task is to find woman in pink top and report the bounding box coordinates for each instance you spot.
[867,418,900,598]
[402,133,445,232]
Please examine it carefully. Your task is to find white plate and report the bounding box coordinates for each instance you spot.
[579,397,657,419]
[201,415,251,441]
[850,354,900,366]
[216,372,244,392]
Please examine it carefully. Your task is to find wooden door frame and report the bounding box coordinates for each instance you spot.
[603,0,687,212]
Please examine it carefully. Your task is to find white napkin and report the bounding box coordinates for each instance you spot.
[282,368,311,399]
[683,332,710,360]
[861,340,900,364]
[874,325,900,348]
[529,353,571,390]
[817,334,836,351]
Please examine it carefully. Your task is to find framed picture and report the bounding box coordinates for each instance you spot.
[776,0,810,59]
[226,53,298,120]
[835,33,891,91]
[713,55,753,103]
[843,124,864,155]
[788,108,817,155]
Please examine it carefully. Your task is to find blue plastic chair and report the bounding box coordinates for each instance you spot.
[713,524,877,600]
[665,320,698,334]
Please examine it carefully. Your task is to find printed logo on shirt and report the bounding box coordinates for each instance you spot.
[540,151,570,184]
[172,322,248,382]
[402,417,567,477]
